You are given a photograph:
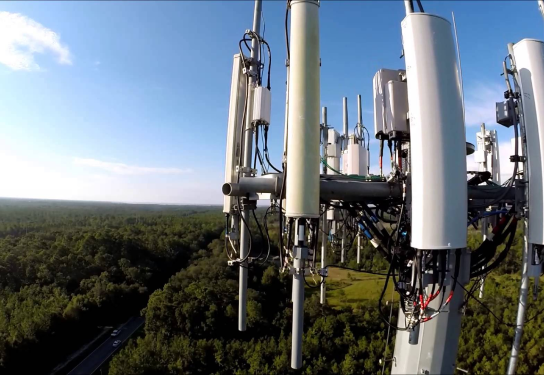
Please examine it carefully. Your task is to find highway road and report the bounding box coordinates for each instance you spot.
[68,317,145,375]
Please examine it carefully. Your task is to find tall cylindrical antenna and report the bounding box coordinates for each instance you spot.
[343,96,349,141]
[357,94,363,144]
[404,0,414,15]
[238,0,262,333]
[285,0,320,219]
[284,0,320,370]
[357,94,363,125]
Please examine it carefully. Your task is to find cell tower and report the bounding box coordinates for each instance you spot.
[222,0,544,373]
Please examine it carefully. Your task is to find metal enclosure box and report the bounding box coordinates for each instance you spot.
[326,156,340,175]
[496,99,517,127]
[327,206,340,221]
[386,80,409,135]
[373,68,404,139]
[343,137,368,176]
[401,13,467,250]
[473,150,486,163]
[223,54,248,214]
[252,86,271,125]
[342,149,349,174]
[327,129,341,157]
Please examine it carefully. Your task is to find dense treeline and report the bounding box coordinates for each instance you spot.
[0,199,224,373]
[110,213,544,374]
[1,198,543,374]
[109,240,391,374]
[456,230,544,374]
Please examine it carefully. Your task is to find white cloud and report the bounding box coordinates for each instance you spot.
[0,11,72,71]
[73,158,192,176]
[464,82,504,127]
[0,145,218,204]
[94,60,101,66]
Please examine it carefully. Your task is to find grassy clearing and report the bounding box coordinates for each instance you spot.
[306,266,397,308]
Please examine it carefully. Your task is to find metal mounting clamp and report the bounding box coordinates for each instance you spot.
[317,268,328,277]
[236,166,258,176]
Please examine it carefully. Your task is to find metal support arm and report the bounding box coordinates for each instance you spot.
[223,175,515,204]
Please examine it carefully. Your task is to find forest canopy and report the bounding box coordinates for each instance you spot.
[0,198,542,374]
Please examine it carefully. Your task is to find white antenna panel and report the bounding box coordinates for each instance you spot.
[401,13,467,250]
[223,54,248,214]
[513,39,544,245]
[373,68,404,139]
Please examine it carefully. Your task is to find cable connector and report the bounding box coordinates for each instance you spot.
[357,222,373,240]
[370,238,381,249]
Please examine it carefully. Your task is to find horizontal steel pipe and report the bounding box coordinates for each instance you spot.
[222,174,282,197]
[320,179,400,201]
[222,174,515,203]
[467,185,515,201]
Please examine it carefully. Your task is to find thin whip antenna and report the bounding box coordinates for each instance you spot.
[452,12,466,125]
[381,287,395,375]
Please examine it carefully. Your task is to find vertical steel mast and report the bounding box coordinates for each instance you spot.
[356,94,363,263]
[238,0,262,332]
[321,106,328,305]
[340,97,349,263]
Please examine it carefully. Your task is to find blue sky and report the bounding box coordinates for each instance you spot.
[0,1,542,204]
